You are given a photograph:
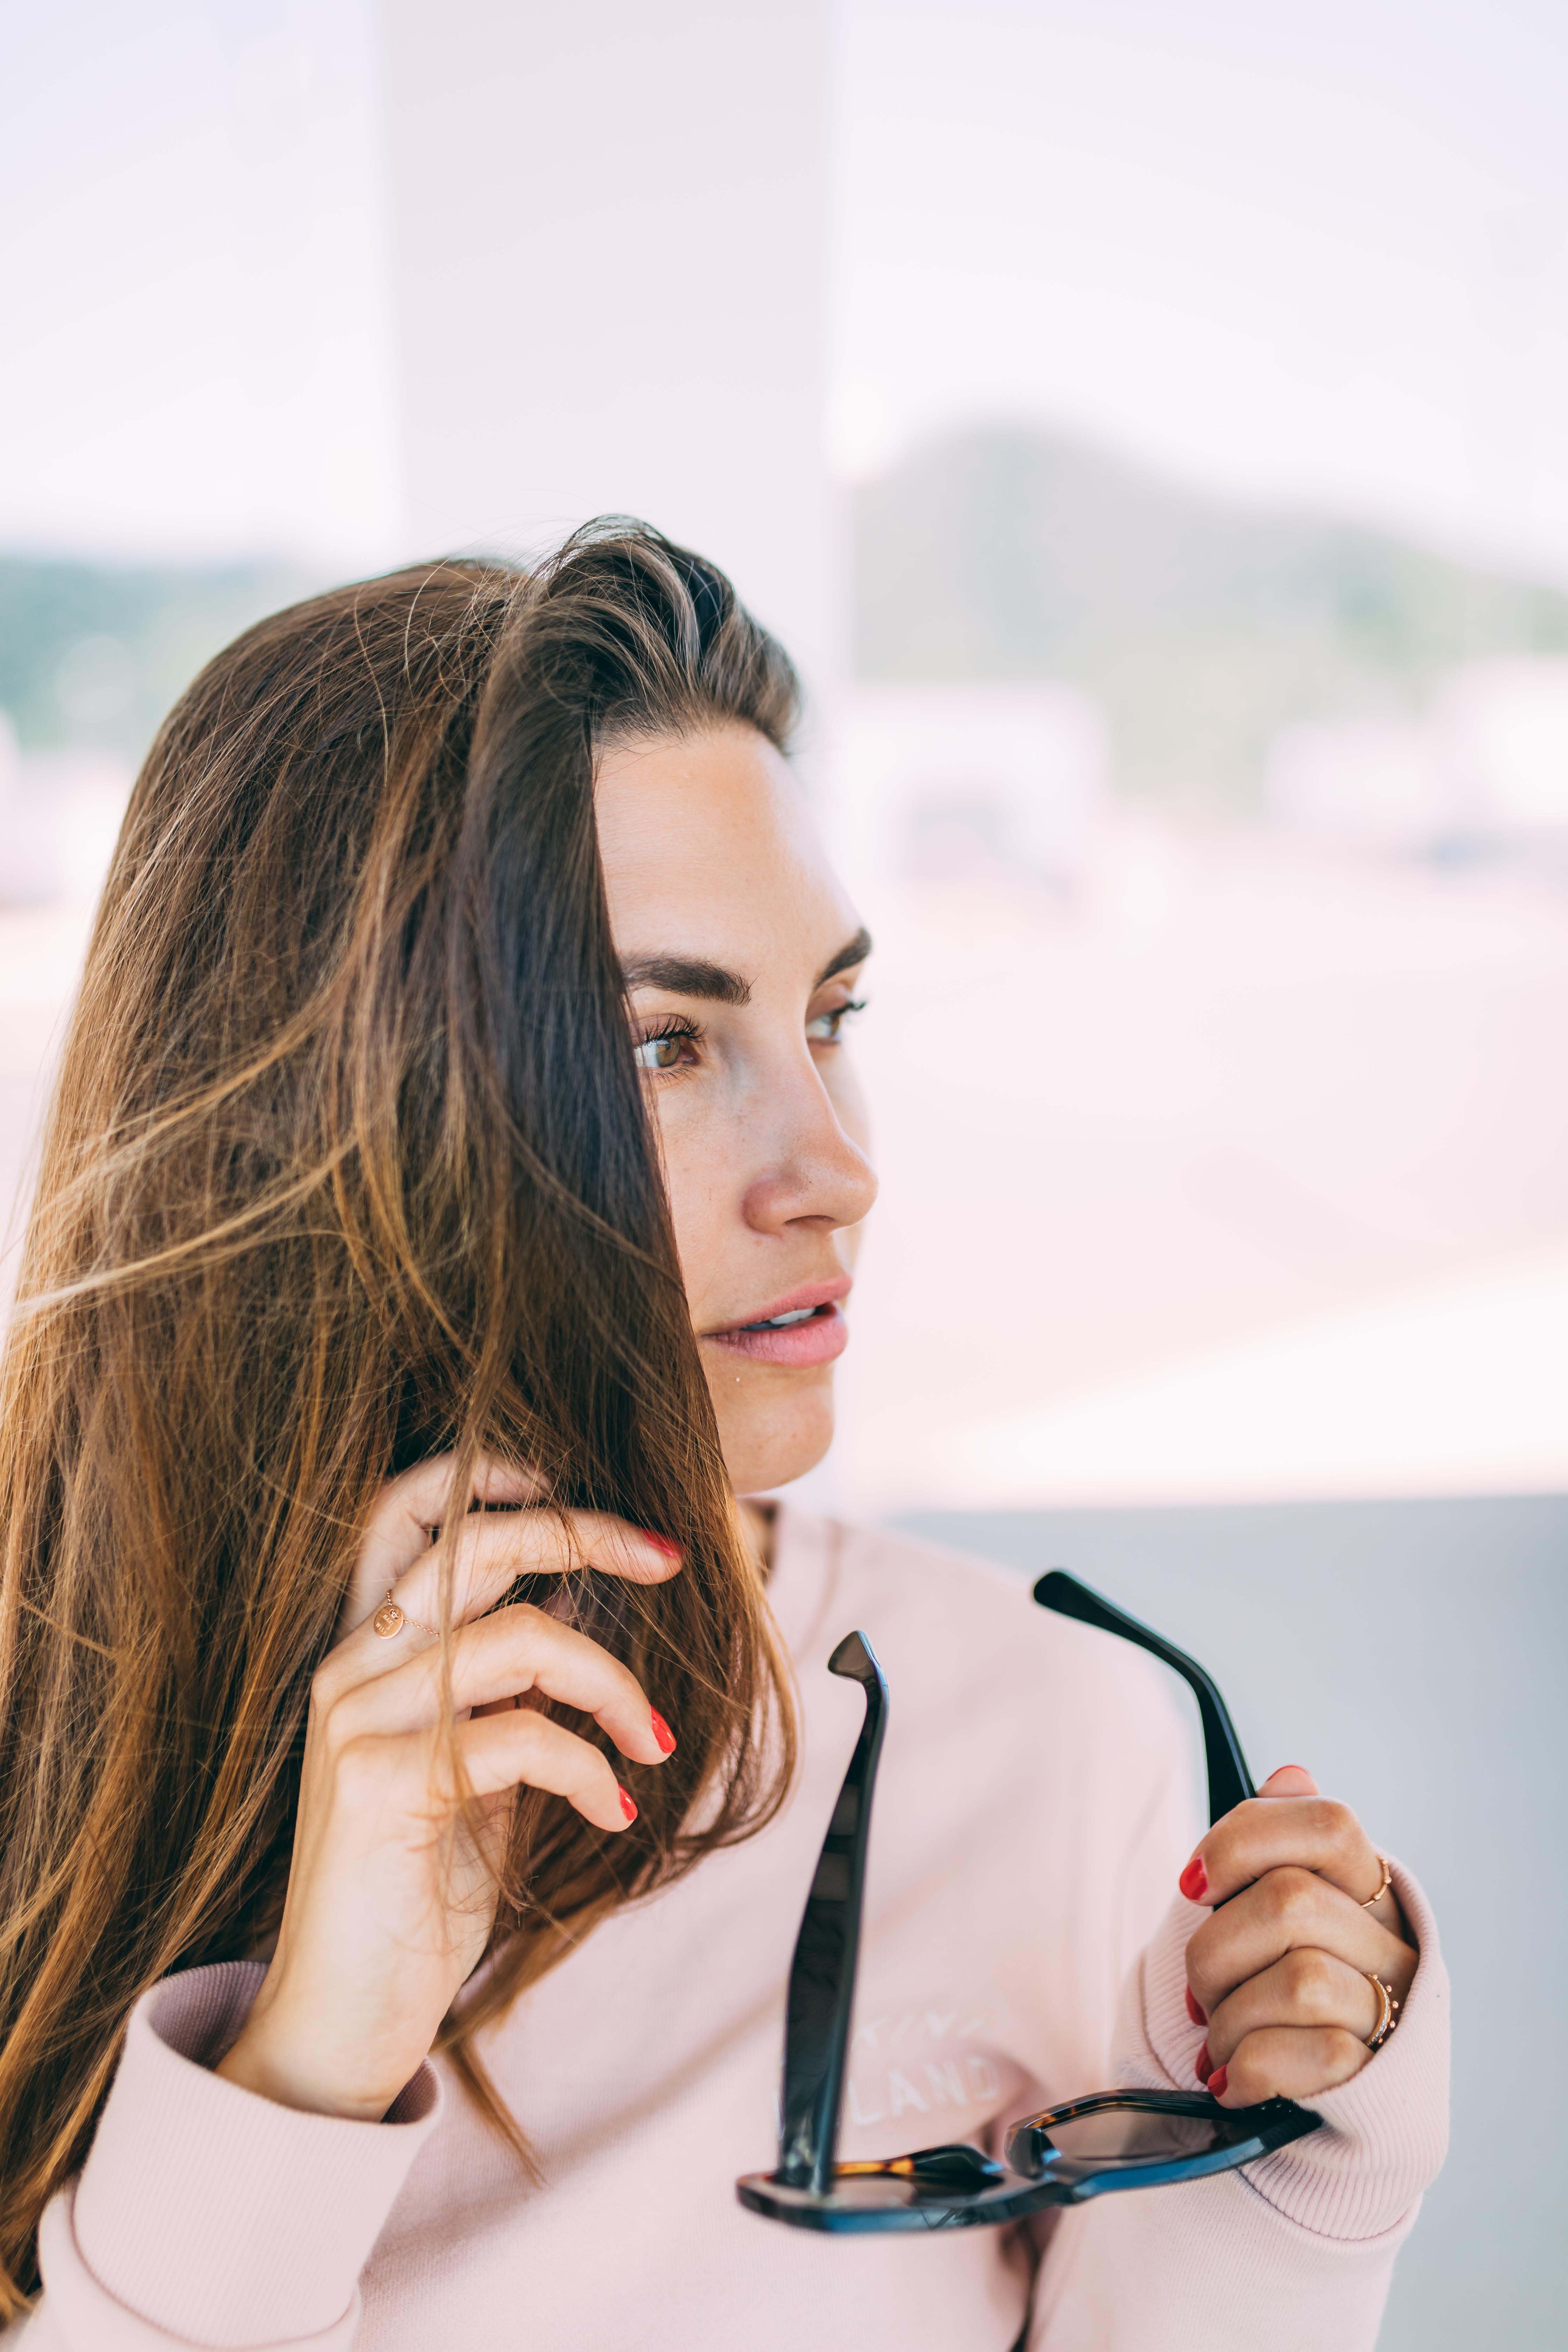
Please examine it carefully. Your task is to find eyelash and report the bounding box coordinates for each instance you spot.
[809,997,867,1042]
[643,1013,702,1046]
[632,998,867,1073]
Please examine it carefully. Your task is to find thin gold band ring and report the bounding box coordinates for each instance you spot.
[1360,1853,1393,1908]
[1364,1972,1400,2053]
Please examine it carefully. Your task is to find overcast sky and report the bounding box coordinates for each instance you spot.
[835,0,1568,578]
[4,0,1567,578]
[0,0,398,567]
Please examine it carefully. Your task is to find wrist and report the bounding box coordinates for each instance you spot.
[216,2005,404,2124]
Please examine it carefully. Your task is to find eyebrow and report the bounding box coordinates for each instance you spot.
[619,926,872,1007]
[814,926,873,989]
[618,954,752,1005]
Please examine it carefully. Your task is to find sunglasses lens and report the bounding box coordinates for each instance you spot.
[832,2174,925,2211]
[1040,2108,1223,2164]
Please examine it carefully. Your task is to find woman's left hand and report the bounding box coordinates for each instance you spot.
[1181,1765,1418,2106]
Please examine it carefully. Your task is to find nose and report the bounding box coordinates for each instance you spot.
[738,1061,878,1240]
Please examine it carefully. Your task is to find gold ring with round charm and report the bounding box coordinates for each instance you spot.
[372,1588,438,1640]
[1364,1972,1400,2053]
[1360,1853,1393,1908]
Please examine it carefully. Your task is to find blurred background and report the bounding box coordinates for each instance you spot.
[2,3,1563,2341]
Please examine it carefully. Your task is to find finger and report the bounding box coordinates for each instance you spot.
[1209,2024,1370,2107]
[344,1452,545,1627]
[394,1507,682,1630]
[1257,1764,1318,1798]
[455,1706,637,1833]
[1179,1790,1387,1909]
[331,1603,676,1768]
[344,1501,682,1648]
[1201,1947,1382,2075]
[350,1710,637,1832]
[1186,1867,1417,2017]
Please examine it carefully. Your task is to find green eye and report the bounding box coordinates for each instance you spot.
[633,1033,687,1072]
[806,997,866,1045]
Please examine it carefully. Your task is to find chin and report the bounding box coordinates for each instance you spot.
[714,1373,836,1499]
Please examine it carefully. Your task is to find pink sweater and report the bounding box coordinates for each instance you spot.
[24,1510,1449,2350]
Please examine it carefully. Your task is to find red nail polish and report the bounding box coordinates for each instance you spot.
[1185,1986,1207,2027]
[1206,2065,1228,2099]
[1194,2042,1211,2084]
[618,1787,637,1822]
[650,1708,677,1755]
[1178,1855,1208,1902]
[648,1536,681,1560]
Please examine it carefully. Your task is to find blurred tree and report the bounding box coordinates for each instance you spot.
[853,429,1568,805]
[0,558,316,764]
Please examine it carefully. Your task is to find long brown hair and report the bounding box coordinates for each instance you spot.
[0,522,800,2307]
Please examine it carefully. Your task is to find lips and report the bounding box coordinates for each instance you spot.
[704,1278,852,1368]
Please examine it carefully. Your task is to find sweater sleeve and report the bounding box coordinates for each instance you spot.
[1029,1857,1450,2351]
[23,1962,442,2351]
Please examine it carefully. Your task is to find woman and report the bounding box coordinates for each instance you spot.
[0,527,1446,2347]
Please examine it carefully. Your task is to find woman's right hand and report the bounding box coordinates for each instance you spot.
[216,1455,682,2122]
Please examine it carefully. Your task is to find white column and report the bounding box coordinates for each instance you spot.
[378,0,837,704]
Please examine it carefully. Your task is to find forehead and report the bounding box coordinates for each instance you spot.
[594,726,858,966]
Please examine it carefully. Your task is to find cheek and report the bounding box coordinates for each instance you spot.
[705,1351,840,1494]
[649,1098,727,1309]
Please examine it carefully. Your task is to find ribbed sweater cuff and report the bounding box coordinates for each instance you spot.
[64,1961,442,2347]
[1128,1858,1450,2244]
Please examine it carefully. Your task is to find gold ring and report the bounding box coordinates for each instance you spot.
[1360,1853,1393,1908]
[1364,1972,1400,2053]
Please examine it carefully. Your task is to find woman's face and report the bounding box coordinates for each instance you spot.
[596,726,877,1496]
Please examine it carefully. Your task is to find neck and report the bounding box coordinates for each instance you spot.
[738,1497,777,1577]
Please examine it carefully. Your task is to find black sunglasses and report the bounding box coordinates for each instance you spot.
[737,1569,1321,2233]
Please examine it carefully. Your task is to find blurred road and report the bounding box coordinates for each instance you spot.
[829,823,1568,1511]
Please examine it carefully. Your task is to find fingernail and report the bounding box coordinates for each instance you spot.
[1185,1986,1207,2027]
[1194,2042,1211,2085]
[648,1536,681,1560]
[1206,2065,1228,2099]
[650,1708,677,1755]
[1178,1855,1208,1902]
[1277,1764,1310,1775]
[618,1787,637,1822]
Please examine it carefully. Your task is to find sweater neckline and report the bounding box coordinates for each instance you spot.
[760,1503,845,1667]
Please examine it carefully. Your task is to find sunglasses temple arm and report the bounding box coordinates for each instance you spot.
[1032,1571,1254,1825]
[774,1631,889,2196]
[1189,1680,1254,1826]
